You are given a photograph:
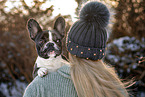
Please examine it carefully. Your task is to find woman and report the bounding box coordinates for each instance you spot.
[23,1,129,97]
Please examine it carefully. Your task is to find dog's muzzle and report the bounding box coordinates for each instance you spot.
[46,43,55,51]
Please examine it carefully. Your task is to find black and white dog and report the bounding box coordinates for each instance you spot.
[27,17,67,78]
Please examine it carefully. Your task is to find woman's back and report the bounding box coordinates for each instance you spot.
[23,64,127,97]
[23,65,78,97]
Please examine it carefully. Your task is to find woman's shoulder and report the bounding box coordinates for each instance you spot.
[57,65,71,78]
[45,65,71,78]
[23,65,78,97]
[33,65,71,83]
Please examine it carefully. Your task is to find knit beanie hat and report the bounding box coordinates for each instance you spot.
[67,1,110,60]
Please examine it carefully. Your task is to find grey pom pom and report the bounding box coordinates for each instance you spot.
[79,2,110,27]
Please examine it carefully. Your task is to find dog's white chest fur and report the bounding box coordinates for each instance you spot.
[35,55,64,72]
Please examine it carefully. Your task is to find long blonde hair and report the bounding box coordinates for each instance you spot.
[69,53,129,97]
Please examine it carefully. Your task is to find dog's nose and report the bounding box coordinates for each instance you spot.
[46,43,54,47]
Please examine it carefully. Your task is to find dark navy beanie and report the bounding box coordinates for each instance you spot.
[67,1,110,60]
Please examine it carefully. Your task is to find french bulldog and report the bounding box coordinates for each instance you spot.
[27,17,67,78]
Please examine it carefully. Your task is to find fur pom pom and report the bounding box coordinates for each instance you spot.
[79,2,110,27]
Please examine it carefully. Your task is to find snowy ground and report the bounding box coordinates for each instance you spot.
[0,80,27,97]
[105,36,145,97]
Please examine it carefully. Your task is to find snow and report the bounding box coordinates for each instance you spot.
[105,36,145,97]
[138,92,145,97]
[0,80,27,97]
[111,36,141,52]
[132,63,137,69]
[106,36,145,65]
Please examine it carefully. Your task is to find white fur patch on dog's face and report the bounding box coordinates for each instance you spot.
[33,30,62,59]
[48,31,59,50]
[49,31,53,42]
[42,31,59,57]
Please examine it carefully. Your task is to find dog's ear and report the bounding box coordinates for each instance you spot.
[54,17,65,37]
[27,19,42,41]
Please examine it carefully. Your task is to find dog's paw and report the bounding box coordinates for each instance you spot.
[38,68,48,77]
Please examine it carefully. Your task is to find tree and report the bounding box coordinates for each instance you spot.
[110,0,145,40]
[0,0,70,83]
[0,0,72,96]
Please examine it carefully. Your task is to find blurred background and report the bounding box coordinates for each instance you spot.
[0,0,144,97]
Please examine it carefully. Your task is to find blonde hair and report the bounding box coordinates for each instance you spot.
[69,53,129,97]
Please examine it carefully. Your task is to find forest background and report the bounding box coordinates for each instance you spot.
[0,0,144,97]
